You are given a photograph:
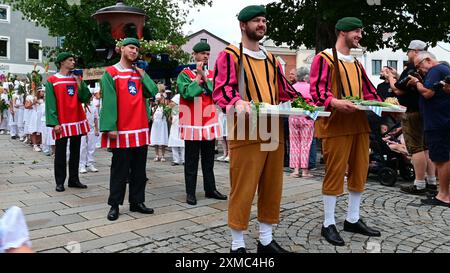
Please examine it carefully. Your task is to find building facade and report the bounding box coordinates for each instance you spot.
[0,4,57,78]
[182,29,229,70]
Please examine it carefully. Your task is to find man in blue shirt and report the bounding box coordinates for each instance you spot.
[408,51,450,207]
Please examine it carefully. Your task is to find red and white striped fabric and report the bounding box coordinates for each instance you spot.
[179,123,221,141]
[100,65,150,149]
[52,120,90,140]
[47,73,90,140]
[101,128,150,149]
[179,68,221,141]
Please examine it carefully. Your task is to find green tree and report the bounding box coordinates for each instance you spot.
[266,0,450,53]
[4,0,212,67]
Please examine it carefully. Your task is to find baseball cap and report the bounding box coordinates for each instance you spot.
[408,40,427,51]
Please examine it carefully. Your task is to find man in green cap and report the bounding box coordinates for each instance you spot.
[177,41,227,206]
[309,17,382,246]
[100,37,159,221]
[213,5,305,253]
[45,52,92,192]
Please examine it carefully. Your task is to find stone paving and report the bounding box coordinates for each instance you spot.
[0,135,449,253]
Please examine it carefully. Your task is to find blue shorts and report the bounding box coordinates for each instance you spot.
[425,128,450,163]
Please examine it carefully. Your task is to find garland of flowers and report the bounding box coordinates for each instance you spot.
[26,64,43,93]
[0,98,9,112]
[0,98,9,122]
[162,104,172,119]
[116,38,191,64]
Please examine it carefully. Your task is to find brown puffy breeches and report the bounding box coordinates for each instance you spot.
[322,133,370,196]
[227,141,284,230]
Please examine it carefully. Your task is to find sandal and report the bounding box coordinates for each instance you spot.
[290,173,300,178]
[302,173,314,178]
[421,196,450,207]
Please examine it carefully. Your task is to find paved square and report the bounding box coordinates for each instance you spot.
[1,135,449,253]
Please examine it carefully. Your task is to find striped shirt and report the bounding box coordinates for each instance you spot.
[309,49,381,138]
[213,44,301,109]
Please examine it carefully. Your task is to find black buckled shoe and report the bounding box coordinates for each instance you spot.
[257,240,291,253]
[426,183,437,191]
[68,181,88,189]
[107,206,119,221]
[130,203,154,214]
[230,247,247,253]
[55,184,65,192]
[186,194,197,205]
[321,225,345,246]
[343,219,381,237]
[205,190,227,200]
[400,185,427,195]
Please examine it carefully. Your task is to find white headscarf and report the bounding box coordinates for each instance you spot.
[0,206,31,253]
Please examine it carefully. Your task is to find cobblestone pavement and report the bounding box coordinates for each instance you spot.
[1,135,449,253]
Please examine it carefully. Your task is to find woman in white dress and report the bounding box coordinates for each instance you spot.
[0,87,9,134]
[34,89,45,151]
[150,85,169,162]
[10,86,25,140]
[23,91,36,143]
[168,93,184,166]
[24,89,40,151]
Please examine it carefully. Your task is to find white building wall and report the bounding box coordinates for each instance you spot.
[361,42,450,87]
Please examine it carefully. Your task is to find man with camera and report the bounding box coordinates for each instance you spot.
[100,38,159,221]
[385,40,437,196]
[407,52,450,207]
[45,52,92,192]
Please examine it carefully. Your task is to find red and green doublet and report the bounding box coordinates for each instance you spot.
[45,73,91,140]
[177,68,221,141]
[99,64,158,148]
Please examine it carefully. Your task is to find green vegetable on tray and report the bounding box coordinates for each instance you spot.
[343,96,363,103]
[344,96,394,107]
[291,97,318,112]
[360,101,391,107]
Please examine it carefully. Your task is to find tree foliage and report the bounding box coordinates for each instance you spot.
[266,0,450,53]
[5,0,212,67]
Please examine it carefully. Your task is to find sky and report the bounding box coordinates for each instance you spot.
[183,0,279,44]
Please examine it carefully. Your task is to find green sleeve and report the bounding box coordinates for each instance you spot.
[45,81,59,127]
[142,73,158,98]
[177,72,203,100]
[99,72,117,132]
[204,79,213,95]
[146,98,152,121]
[78,81,92,103]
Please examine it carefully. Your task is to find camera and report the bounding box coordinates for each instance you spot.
[70,69,83,76]
[133,60,149,71]
[394,72,422,90]
[433,75,450,89]
[445,75,450,84]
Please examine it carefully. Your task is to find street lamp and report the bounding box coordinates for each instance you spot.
[92,0,148,40]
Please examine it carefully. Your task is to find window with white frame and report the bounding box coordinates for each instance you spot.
[387,60,398,71]
[0,5,10,23]
[26,39,42,62]
[372,60,382,75]
[0,36,10,59]
[200,38,208,44]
